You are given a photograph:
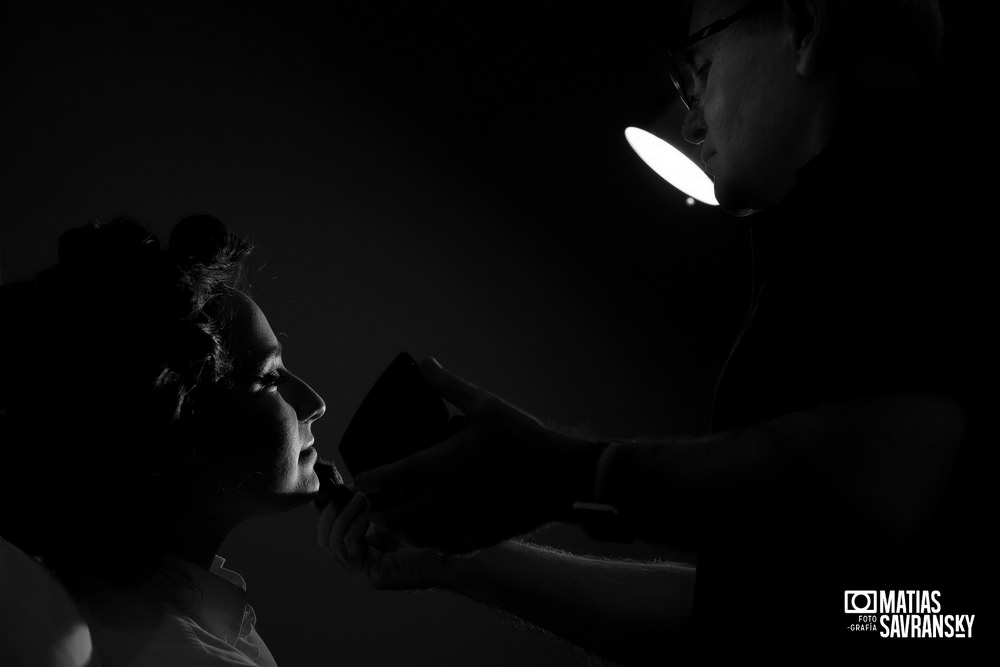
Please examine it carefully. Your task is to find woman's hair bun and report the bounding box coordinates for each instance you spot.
[56,218,159,267]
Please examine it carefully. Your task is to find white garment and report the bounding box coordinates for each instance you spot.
[80,555,277,667]
[0,536,97,667]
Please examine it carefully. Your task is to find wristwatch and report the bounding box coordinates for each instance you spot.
[570,441,635,543]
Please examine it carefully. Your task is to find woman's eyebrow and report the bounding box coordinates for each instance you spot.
[250,342,283,370]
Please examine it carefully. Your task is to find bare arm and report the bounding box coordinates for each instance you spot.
[601,393,968,546]
[356,359,969,551]
[316,498,694,667]
[443,541,694,666]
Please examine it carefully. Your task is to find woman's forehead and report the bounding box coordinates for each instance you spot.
[228,291,280,357]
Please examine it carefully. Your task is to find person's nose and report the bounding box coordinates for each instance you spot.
[681,103,707,145]
[288,374,326,423]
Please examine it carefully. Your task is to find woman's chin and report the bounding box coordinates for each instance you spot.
[284,468,322,501]
[302,466,321,494]
[249,477,323,515]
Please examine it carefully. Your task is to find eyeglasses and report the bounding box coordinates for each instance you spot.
[667,0,776,109]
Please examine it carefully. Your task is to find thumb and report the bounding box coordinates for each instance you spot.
[355,427,472,494]
[353,448,428,495]
[419,357,488,411]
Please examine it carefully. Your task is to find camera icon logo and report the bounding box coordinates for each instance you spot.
[844,590,877,614]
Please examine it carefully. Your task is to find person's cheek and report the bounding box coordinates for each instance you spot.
[257,396,302,493]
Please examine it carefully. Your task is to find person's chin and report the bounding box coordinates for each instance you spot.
[271,469,323,510]
[268,484,322,514]
[714,179,763,218]
[302,466,321,494]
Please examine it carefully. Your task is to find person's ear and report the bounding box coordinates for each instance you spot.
[782,0,829,76]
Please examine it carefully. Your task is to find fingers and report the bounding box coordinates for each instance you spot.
[353,457,410,495]
[315,458,344,487]
[313,459,349,512]
[367,524,402,552]
[318,492,369,563]
[315,487,347,545]
[352,439,441,494]
[353,425,480,494]
[313,481,354,513]
[344,503,369,557]
[418,357,490,411]
[366,491,471,552]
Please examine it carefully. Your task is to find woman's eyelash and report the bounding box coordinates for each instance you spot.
[256,370,288,389]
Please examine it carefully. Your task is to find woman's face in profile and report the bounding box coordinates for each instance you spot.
[202,290,326,515]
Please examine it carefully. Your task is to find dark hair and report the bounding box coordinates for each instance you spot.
[825,0,944,89]
[683,0,943,89]
[0,215,252,581]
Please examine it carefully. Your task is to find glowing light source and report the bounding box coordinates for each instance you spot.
[625,127,718,206]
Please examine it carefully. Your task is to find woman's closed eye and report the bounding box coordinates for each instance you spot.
[254,369,289,392]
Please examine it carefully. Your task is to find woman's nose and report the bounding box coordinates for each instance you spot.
[289,375,326,422]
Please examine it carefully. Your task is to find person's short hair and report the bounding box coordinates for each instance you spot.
[684,0,944,88]
[0,215,252,580]
[824,0,943,87]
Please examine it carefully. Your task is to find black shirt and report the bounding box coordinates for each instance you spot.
[695,94,992,658]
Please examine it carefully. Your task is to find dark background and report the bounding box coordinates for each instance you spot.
[0,2,991,665]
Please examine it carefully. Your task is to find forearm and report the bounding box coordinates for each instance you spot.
[441,540,694,666]
[595,394,967,545]
[542,417,798,547]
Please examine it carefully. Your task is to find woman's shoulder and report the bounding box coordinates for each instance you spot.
[0,535,97,666]
[78,556,279,667]
[88,609,277,667]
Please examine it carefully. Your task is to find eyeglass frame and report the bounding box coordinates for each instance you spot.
[666,0,778,110]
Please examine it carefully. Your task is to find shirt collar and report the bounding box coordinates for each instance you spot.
[159,554,257,647]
